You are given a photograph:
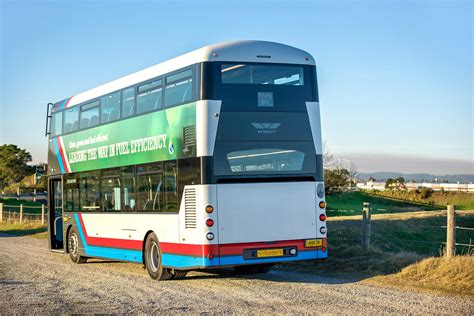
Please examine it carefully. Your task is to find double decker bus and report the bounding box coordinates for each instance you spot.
[45,40,327,280]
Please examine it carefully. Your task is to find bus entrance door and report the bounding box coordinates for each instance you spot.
[48,178,64,251]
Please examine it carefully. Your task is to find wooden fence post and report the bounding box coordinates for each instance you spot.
[0,202,3,223]
[19,204,23,223]
[446,205,456,258]
[41,204,45,225]
[362,202,371,249]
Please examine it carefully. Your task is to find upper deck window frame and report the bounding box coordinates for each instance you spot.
[49,65,197,138]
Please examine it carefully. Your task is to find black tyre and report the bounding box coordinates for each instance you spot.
[171,270,188,280]
[68,227,87,263]
[144,233,173,280]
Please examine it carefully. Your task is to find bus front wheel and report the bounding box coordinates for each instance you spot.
[68,227,87,263]
[144,233,173,280]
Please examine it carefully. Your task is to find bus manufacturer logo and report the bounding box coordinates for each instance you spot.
[251,123,281,134]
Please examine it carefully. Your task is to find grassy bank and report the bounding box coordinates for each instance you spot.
[0,222,47,238]
[368,256,474,296]
[326,191,437,217]
[286,211,474,295]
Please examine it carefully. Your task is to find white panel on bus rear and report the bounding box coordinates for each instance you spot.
[216,182,317,244]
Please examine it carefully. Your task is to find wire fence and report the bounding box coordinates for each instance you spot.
[356,204,474,256]
[0,203,47,224]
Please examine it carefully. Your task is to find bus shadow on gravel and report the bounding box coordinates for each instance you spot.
[181,268,364,285]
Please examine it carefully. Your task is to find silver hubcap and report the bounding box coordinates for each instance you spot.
[69,232,78,257]
[149,241,159,272]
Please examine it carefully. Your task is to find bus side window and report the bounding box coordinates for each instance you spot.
[79,171,101,211]
[137,79,163,114]
[101,92,121,124]
[64,174,79,212]
[165,69,193,107]
[164,161,178,212]
[63,106,79,134]
[101,171,121,212]
[51,111,63,136]
[137,172,163,212]
[122,167,136,211]
[122,87,135,118]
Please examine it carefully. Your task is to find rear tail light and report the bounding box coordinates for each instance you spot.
[206,232,214,240]
[322,247,327,252]
[206,219,214,227]
[205,205,214,213]
[320,226,327,234]
[319,201,326,209]
[208,253,214,259]
[319,214,327,221]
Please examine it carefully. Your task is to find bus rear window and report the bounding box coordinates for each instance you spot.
[226,148,305,173]
[221,64,304,85]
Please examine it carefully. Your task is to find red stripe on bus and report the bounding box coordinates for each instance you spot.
[56,137,69,173]
[76,214,323,256]
[65,96,73,108]
[77,213,142,250]
[160,243,219,256]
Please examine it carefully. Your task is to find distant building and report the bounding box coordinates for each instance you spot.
[356,181,474,193]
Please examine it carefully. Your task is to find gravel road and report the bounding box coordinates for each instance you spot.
[1,235,472,314]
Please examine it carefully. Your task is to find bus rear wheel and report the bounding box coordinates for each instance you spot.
[68,227,87,263]
[144,233,173,280]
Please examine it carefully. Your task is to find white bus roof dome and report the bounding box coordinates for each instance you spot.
[55,40,315,109]
[191,40,316,65]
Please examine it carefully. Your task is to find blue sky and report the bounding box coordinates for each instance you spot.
[1,0,472,174]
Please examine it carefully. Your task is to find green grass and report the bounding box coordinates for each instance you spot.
[370,190,474,210]
[0,222,47,238]
[326,191,437,217]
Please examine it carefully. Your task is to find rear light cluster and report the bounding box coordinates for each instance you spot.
[205,205,215,242]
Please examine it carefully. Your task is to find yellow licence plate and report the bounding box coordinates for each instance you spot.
[305,239,323,247]
[257,248,284,258]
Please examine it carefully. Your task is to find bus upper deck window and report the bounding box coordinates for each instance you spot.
[63,106,79,133]
[51,111,63,136]
[164,69,193,107]
[122,87,135,118]
[101,92,121,123]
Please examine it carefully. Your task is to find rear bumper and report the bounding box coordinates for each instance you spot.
[161,238,328,270]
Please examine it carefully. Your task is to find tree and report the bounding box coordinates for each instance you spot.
[323,142,334,169]
[324,168,351,195]
[385,177,406,190]
[0,145,34,190]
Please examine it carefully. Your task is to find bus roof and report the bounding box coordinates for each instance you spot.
[52,40,316,110]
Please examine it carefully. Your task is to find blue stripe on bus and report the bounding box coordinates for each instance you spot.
[74,214,142,263]
[162,253,219,268]
[72,213,327,268]
[219,249,321,266]
[52,138,65,174]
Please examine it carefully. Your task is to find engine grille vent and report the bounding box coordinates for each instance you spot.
[184,188,197,229]
[183,125,196,149]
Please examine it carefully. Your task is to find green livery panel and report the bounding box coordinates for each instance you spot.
[49,103,196,174]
